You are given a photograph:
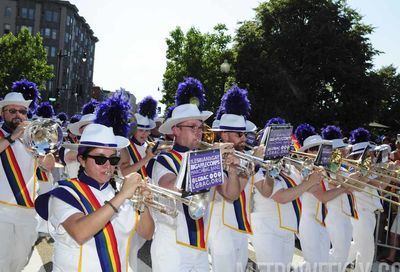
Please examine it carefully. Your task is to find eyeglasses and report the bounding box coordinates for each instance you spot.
[3,108,28,115]
[86,155,120,166]
[229,132,247,138]
[176,125,204,132]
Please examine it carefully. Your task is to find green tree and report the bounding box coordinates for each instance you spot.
[161,24,234,113]
[234,0,380,131]
[0,27,53,97]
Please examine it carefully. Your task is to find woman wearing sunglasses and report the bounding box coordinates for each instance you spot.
[35,123,154,272]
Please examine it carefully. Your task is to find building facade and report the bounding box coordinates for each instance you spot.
[0,0,98,114]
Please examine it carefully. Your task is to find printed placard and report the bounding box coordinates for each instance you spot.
[246,132,258,148]
[315,144,333,167]
[264,125,293,160]
[187,149,224,192]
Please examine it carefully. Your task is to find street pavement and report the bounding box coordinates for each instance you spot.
[23,235,396,272]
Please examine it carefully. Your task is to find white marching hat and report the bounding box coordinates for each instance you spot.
[159,104,213,134]
[331,138,347,149]
[299,135,329,152]
[211,113,256,132]
[0,92,31,111]
[347,141,376,158]
[134,113,156,130]
[63,123,129,151]
[67,113,96,136]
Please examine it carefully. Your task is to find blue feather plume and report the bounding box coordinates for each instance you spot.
[11,79,40,112]
[36,102,55,118]
[265,117,286,127]
[321,125,343,140]
[57,112,69,125]
[138,96,157,119]
[95,90,132,137]
[349,127,370,144]
[295,123,316,146]
[175,77,206,111]
[219,85,251,118]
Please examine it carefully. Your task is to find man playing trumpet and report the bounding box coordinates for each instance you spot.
[151,77,242,272]
[0,92,55,271]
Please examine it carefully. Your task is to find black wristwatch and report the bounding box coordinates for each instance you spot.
[5,135,15,144]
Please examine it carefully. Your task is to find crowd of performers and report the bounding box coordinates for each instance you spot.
[0,77,399,272]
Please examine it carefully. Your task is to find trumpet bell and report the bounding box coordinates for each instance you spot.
[187,193,210,220]
[23,118,63,156]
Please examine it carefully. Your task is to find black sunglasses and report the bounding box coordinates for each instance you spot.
[86,155,120,166]
[3,108,28,115]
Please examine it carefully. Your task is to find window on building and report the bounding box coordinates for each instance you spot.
[44,28,51,37]
[66,16,71,26]
[4,7,12,17]
[53,12,58,22]
[45,11,52,21]
[51,47,56,57]
[52,29,57,39]
[4,24,11,34]
[21,7,28,18]
[28,9,34,20]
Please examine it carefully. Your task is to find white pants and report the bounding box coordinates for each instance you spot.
[151,224,209,272]
[208,214,248,272]
[0,221,38,272]
[325,210,352,272]
[129,234,146,271]
[251,214,295,272]
[347,210,376,272]
[299,213,330,272]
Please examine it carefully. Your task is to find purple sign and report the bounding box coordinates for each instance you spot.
[315,144,333,167]
[264,125,293,160]
[187,149,224,192]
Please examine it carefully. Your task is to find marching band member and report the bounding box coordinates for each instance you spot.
[120,96,157,179]
[118,95,158,271]
[64,113,96,178]
[149,116,164,142]
[346,128,383,272]
[251,118,320,272]
[295,124,347,272]
[209,85,257,272]
[0,92,55,271]
[151,77,241,272]
[35,123,154,271]
[321,125,355,272]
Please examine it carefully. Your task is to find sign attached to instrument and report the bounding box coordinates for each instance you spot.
[186,149,224,193]
[263,125,293,160]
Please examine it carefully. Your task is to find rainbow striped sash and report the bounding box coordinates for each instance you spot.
[346,193,359,219]
[280,173,302,232]
[0,130,34,207]
[36,167,49,182]
[159,150,207,249]
[58,179,121,272]
[127,141,148,178]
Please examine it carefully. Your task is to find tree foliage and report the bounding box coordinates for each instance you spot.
[161,24,234,114]
[234,0,380,132]
[0,28,53,97]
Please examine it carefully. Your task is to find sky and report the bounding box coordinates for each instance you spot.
[68,0,400,103]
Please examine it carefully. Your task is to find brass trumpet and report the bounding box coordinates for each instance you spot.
[145,140,174,154]
[113,175,209,220]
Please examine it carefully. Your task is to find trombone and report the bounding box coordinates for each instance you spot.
[287,150,400,206]
[113,175,209,220]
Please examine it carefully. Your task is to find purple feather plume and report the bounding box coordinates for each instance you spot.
[219,85,251,118]
[138,96,157,119]
[175,77,206,111]
[95,90,132,137]
[11,79,41,112]
[69,114,82,125]
[349,127,370,144]
[265,117,286,128]
[82,99,99,114]
[36,102,55,118]
[321,125,343,140]
[57,112,69,126]
[164,106,176,120]
[295,123,316,146]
